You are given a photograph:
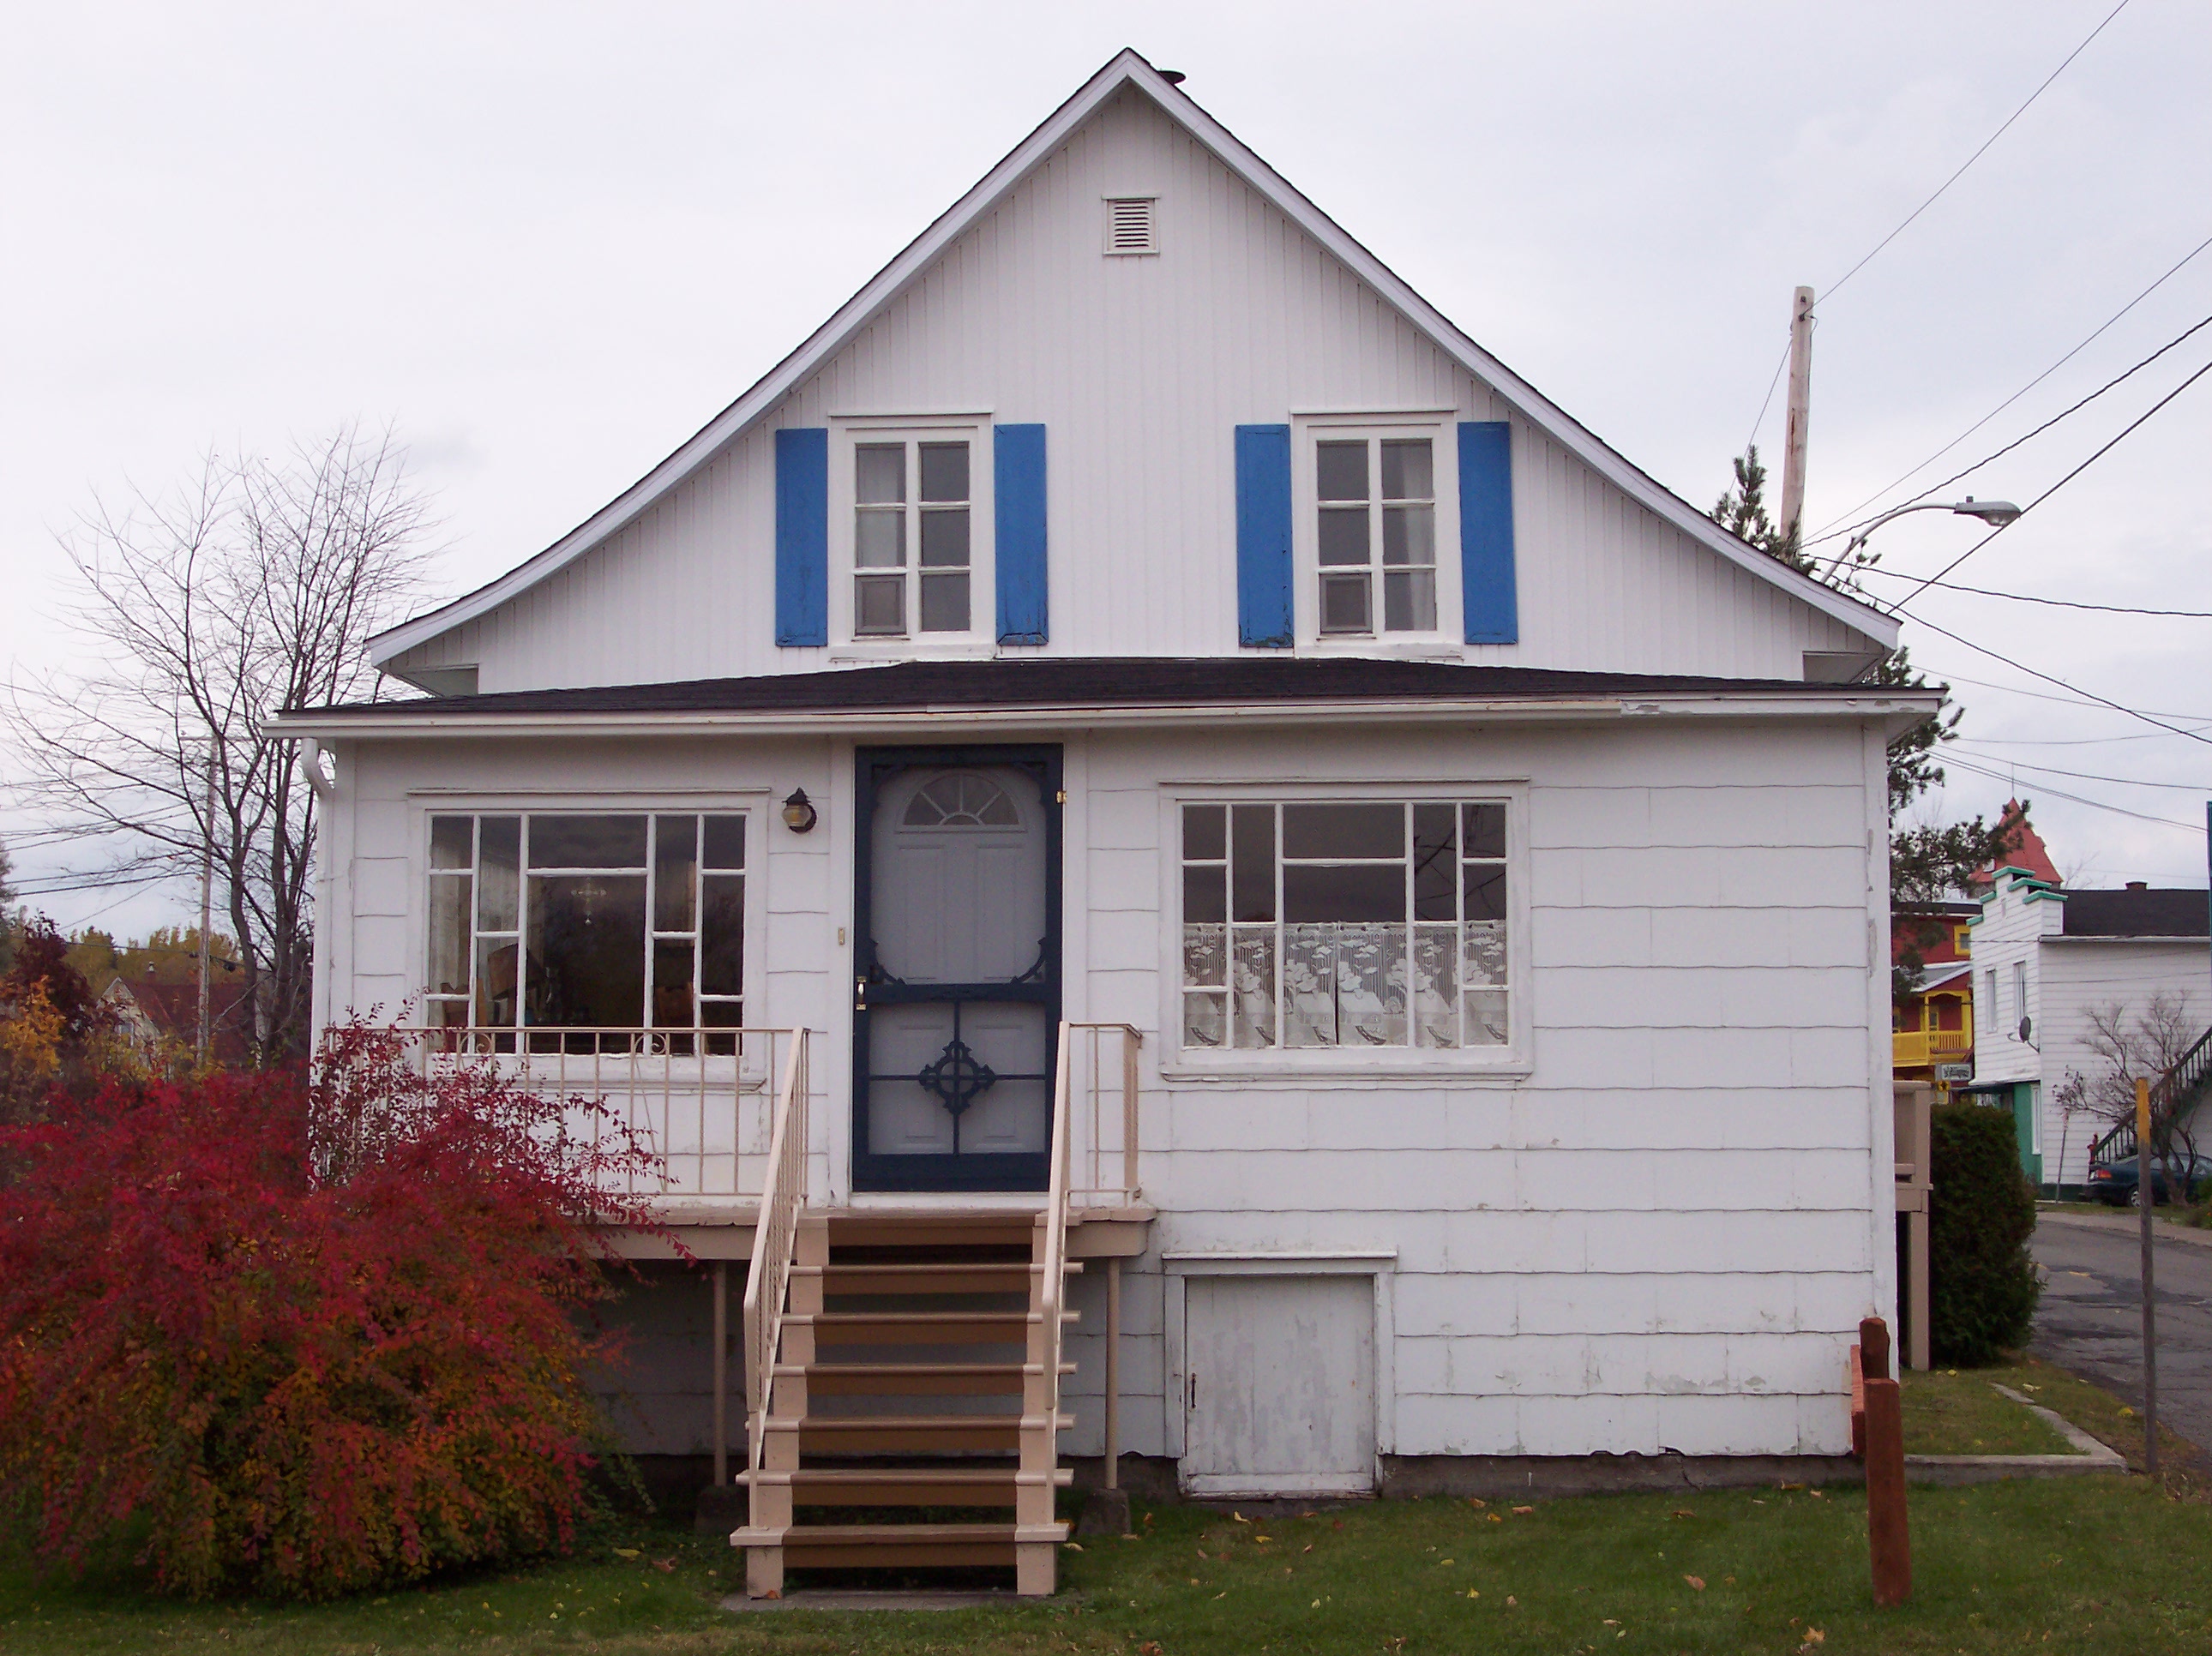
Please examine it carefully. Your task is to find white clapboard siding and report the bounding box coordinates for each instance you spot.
[385,87,1872,694]
[323,705,1887,1462]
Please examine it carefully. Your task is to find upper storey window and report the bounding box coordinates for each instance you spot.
[856,439,971,635]
[1292,414,1458,647]
[1317,436,1437,635]
[833,417,993,649]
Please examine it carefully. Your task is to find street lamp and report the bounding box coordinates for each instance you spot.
[1840,497,2022,563]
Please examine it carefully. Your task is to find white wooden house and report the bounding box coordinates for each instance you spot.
[273,51,1936,1594]
[1967,868,2210,1191]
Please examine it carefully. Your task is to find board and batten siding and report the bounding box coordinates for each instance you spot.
[385,85,1869,695]
[322,710,1889,1463]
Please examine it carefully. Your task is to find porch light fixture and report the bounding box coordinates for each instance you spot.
[781,789,818,834]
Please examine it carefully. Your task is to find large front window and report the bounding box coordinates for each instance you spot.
[1179,799,1508,1051]
[425,812,745,1047]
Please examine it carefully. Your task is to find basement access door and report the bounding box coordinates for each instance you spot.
[1183,1274,1377,1498]
[851,745,1061,1192]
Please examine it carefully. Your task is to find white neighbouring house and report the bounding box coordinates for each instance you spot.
[272,51,1936,1593]
[1967,868,2211,1193]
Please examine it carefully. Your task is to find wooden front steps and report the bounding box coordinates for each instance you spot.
[734,1210,1076,1597]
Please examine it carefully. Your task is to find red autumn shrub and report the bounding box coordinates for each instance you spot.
[0,1022,669,1599]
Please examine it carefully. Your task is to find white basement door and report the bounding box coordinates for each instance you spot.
[1182,1274,1376,1497]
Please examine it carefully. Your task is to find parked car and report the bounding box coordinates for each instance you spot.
[2085,1154,2212,1207]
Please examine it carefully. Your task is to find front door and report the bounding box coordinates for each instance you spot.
[852,745,1061,1191]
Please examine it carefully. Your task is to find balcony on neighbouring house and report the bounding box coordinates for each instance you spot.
[1892,1027,1974,1070]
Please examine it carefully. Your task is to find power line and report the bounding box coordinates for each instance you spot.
[1941,754,2205,832]
[1885,353,2212,614]
[1850,561,2212,619]
[1948,752,2210,791]
[1955,730,2204,747]
[1806,231,2212,543]
[1821,0,2134,303]
[1744,331,1795,454]
[1928,669,2211,723]
[1904,610,2212,747]
[1810,304,2212,554]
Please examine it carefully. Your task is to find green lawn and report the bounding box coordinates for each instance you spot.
[1900,1364,2078,1455]
[6,1471,2212,1653]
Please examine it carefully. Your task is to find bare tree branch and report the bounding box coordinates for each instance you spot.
[4,423,434,1061]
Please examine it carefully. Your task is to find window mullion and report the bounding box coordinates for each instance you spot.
[1272,803,1285,1050]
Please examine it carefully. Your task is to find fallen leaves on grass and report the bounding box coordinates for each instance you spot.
[611,1548,639,1560]
[1669,1509,1694,1519]
[1684,1575,1705,1590]
[1511,1504,1535,1514]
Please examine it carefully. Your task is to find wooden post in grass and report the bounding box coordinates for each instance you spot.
[2138,1075,2159,1478]
[1860,1315,1910,1606]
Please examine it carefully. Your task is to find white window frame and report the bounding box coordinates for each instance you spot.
[828,414,995,657]
[410,792,767,1067]
[1290,411,1461,655]
[1157,781,1530,1080]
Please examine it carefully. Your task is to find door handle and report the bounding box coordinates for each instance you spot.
[855,975,867,1011]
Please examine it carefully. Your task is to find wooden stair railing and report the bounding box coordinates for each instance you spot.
[732,1022,1081,1598]
[2088,1023,2212,1171]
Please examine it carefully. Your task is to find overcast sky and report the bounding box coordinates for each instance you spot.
[3,0,2208,938]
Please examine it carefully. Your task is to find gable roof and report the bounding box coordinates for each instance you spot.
[370,48,1897,674]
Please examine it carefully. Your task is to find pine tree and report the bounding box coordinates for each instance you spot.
[1709,443,1810,572]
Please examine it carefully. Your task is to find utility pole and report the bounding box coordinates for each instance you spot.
[2138,1073,2158,1478]
[196,747,214,1066]
[1778,285,1816,546]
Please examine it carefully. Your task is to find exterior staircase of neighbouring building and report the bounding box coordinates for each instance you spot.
[2089,1023,2212,1170]
[732,1210,1076,1595]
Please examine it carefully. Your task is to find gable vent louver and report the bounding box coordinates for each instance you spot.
[1104,195,1157,255]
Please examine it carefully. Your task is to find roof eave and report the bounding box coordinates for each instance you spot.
[270,687,1936,742]
[370,48,1896,671]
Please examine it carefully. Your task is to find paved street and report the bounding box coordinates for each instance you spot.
[2031,1214,2212,1452]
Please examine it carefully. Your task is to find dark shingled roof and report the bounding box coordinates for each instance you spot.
[2060,888,2211,939]
[298,657,1866,719]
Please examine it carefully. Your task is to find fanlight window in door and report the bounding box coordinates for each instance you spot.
[901,772,1021,828]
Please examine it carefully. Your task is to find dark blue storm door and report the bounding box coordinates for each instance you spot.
[852,745,1062,1192]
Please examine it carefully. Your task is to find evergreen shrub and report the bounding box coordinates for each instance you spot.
[1928,1097,2041,1365]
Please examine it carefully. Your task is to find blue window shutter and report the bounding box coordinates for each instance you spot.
[994,423,1049,644]
[1458,420,1518,645]
[1235,423,1294,648]
[774,427,828,647]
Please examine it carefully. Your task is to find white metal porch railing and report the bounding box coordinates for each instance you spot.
[394,1023,805,1199]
